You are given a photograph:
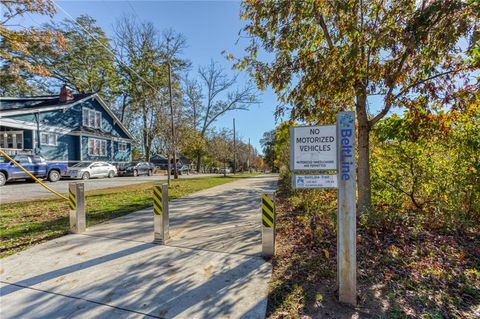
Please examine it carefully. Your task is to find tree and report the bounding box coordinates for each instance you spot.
[208,129,234,176]
[2,15,120,100]
[177,125,207,167]
[236,0,478,212]
[182,60,259,172]
[260,129,277,171]
[0,0,59,95]
[114,16,188,161]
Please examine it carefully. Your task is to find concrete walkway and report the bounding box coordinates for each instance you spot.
[0,175,278,319]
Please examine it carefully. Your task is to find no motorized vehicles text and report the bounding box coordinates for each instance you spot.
[290,125,337,170]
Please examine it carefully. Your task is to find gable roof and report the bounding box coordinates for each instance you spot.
[0,93,134,140]
[0,93,93,111]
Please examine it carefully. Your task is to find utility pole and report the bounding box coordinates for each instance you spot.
[233,118,236,175]
[167,152,171,186]
[168,62,178,180]
[248,137,251,173]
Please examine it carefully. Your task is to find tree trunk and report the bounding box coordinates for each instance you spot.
[196,152,201,173]
[356,92,372,213]
[120,95,127,123]
[142,105,150,161]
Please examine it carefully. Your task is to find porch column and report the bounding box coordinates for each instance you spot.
[35,113,41,154]
[79,135,83,161]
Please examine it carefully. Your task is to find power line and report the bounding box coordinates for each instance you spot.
[51,0,158,92]
[127,0,142,22]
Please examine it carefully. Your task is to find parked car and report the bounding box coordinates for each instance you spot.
[118,162,154,177]
[170,165,189,175]
[218,167,232,174]
[67,162,117,180]
[0,154,68,186]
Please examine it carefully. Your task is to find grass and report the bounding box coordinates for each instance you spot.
[0,173,261,258]
[267,176,480,319]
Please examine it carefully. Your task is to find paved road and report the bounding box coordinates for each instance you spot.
[0,173,216,204]
[0,175,278,318]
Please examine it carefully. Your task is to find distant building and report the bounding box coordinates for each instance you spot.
[0,88,133,164]
[150,154,193,170]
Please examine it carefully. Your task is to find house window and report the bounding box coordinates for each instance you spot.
[118,142,127,152]
[87,138,107,156]
[95,112,101,128]
[40,132,57,146]
[83,108,102,129]
[0,131,23,149]
[83,110,88,126]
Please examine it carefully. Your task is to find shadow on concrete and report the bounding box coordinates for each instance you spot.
[2,239,269,318]
[1,176,278,318]
[84,175,278,256]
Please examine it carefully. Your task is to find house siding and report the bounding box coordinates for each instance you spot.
[77,100,130,139]
[5,99,129,139]
[112,141,131,162]
[10,107,81,130]
[37,134,78,162]
[81,136,112,161]
[23,130,33,149]
[1,95,132,163]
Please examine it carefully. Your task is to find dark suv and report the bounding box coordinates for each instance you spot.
[118,162,154,177]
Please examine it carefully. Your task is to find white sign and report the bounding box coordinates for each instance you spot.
[290,125,337,171]
[293,174,337,189]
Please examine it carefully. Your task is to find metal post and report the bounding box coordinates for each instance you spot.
[336,111,357,305]
[167,152,171,186]
[248,137,251,173]
[153,183,169,244]
[69,182,86,233]
[261,191,275,257]
[233,118,236,175]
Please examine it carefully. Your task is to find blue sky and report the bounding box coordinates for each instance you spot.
[22,0,280,153]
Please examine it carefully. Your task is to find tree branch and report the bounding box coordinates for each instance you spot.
[391,67,467,101]
[318,14,333,49]
[368,48,410,126]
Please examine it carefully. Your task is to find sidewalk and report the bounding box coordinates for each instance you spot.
[0,175,278,318]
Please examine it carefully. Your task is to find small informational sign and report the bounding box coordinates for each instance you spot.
[293,174,337,189]
[290,125,337,171]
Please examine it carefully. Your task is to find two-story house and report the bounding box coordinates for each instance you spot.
[0,88,133,164]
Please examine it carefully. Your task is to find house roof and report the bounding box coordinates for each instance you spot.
[0,93,94,111]
[0,93,134,140]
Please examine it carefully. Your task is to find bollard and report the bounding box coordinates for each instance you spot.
[69,182,86,233]
[261,191,276,258]
[153,183,169,244]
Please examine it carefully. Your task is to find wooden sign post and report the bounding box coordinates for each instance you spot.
[290,112,357,306]
[336,111,356,305]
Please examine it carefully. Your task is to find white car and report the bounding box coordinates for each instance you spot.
[68,162,117,180]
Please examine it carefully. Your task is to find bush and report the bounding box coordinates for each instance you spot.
[371,107,480,231]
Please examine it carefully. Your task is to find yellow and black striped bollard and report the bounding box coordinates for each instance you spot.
[261,191,276,257]
[153,183,169,244]
[69,182,85,233]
